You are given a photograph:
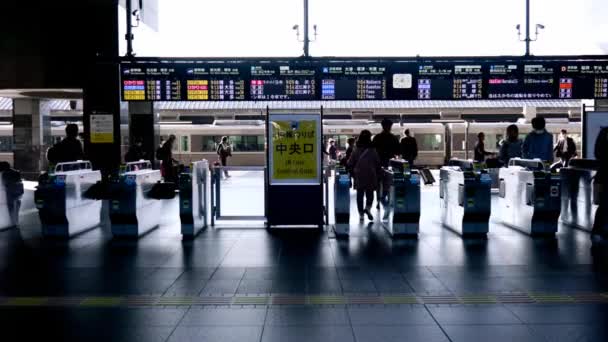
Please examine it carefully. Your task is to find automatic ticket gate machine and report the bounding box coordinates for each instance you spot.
[35,161,102,237]
[333,165,351,237]
[0,167,24,230]
[179,160,211,237]
[497,158,561,236]
[110,160,163,237]
[439,159,491,236]
[560,159,601,232]
[381,159,420,237]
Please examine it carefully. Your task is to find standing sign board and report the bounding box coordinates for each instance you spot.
[266,111,323,228]
[90,114,114,144]
[269,114,322,185]
[583,111,608,159]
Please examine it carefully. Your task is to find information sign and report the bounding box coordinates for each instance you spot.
[90,114,114,143]
[268,114,321,185]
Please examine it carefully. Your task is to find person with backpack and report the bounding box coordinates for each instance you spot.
[47,124,85,165]
[217,136,232,179]
[498,124,523,166]
[522,116,554,163]
[348,130,382,222]
[372,118,400,208]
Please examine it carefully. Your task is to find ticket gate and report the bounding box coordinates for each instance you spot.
[35,161,102,237]
[0,166,24,230]
[333,165,351,237]
[179,160,211,237]
[439,159,491,236]
[110,160,164,237]
[381,159,420,237]
[560,159,600,232]
[498,158,561,236]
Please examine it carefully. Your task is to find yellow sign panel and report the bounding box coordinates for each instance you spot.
[271,118,319,183]
[90,114,114,144]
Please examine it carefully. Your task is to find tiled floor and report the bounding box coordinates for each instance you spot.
[2,179,608,341]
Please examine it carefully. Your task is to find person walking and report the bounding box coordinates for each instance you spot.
[217,136,232,179]
[591,127,608,242]
[348,130,382,222]
[474,132,494,162]
[498,124,523,166]
[159,134,178,182]
[125,137,147,163]
[553,129,577,168]
[47,123,85,164]
[522,116,554,163]
[327,139,338,162]
[372,118,400,207]
[400,129,418,167]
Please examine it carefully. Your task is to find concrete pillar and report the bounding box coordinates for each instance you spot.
[12,98,52,180]
[128,101,159,165]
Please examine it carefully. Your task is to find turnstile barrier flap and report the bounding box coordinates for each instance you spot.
[54,160,92,173]
[123,160,153,174]
[509,158,545,171]
[568,159,599,170]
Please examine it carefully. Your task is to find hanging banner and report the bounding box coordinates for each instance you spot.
[90,114,114,144]
[268,114,321,185]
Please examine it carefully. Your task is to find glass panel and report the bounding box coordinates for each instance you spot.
[192,135,265,152]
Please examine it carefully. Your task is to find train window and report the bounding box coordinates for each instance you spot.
[417,134,444,151]
[181,136,189,152]
[0,136,13,152]
[191,135,265,152]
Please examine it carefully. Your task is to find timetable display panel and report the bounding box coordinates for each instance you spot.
[250,65,316,100]
[120,57,608,101]
[321,66,387,100]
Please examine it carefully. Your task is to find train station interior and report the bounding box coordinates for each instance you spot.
[2,1,608,341]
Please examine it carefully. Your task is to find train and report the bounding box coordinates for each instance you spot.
[0,119,582,167]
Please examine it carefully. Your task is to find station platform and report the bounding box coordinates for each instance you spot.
[2,171,608,342]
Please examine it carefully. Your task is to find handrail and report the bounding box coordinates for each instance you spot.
[508,158,545,171]
[54,160,92,173]
[125,160,152,172]
[213,166,266,171]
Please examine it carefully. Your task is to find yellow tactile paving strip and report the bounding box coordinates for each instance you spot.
[1,292,608,308]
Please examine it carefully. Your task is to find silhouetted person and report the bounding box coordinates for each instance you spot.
[341,137,356,166]
[553,129,577,168]
[373,118,400,207]
[217,136,232,179]
[327,139,338,161]
[474,132,493,162]
[522,116,553,162]
[498,124,522,166]
[125,137,147,163]
[400,129,418,167]
[348,130,381,222]
[592,127,608,241]
[47,123,84,164]
[159,134,177,182]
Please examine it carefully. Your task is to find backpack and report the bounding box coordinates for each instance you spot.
[155,146,166,161]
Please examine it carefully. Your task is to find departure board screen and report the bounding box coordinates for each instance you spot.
[250,65,316,100]
[120,57,608,101]
[321,66,387,100]
[558,63,608,99]
[522,64,555,99]
[417,65,453,100]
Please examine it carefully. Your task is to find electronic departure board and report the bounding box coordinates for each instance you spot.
[250,65,316,100]
[120,57,608,101]
[321,66,387,100]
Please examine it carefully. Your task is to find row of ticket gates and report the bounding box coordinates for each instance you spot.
[0,157,605,239]
[332,158,606,238]
[0,160,211,238]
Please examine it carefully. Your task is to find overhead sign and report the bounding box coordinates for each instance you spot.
[268,114,321,185]
[90,114,114,144]
[120,56,608,101]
